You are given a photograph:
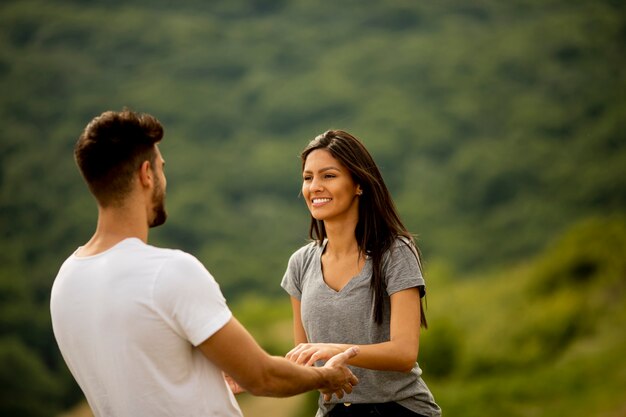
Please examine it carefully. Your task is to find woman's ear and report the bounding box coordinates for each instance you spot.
[356,185,363,196]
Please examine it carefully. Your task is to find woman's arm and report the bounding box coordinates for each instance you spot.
[290,297,308,345]
[287,288,421,372]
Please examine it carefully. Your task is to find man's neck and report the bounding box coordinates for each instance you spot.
[76,205,149,257]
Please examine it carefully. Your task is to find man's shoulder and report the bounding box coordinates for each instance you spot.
[148,245,201,266]
[124,240,204,271]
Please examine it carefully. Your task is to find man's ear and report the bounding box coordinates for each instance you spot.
[139,160,153,187]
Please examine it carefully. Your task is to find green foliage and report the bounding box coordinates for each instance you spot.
[419,319,461,379]
[531,216,626,295]
[1,0,625,414]
[0,337,61,417]
[425,216,626,416]
[230,295,293,356]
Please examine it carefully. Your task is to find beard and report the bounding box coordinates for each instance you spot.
[149,177,167,228]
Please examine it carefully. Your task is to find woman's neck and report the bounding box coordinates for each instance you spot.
[323,219,360,258]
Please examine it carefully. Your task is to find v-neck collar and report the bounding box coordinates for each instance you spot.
[316,239,370,294]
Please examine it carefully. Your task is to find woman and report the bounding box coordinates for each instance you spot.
[281,130,441,417]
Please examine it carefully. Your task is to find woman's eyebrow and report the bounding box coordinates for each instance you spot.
[303,166,341,174]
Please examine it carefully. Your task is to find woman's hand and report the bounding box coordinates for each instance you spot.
[286,343,345,366]
[223,372,246,394]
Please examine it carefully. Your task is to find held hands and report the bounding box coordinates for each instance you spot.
[286,342,345,366]
[319,346,360,402]
[286,344,360,401]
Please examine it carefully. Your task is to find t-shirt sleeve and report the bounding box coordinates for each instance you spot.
[153,252,232,347]
[281,249,304,300]
[384,239,426,297]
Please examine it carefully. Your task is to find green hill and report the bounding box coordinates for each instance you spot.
[419,216,626,416]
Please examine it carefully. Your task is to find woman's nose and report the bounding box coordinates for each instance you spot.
[309,177,323,192]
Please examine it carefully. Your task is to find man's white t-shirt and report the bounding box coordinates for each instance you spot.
[50,238,242,417]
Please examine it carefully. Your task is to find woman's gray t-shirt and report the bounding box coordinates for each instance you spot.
[281,238,441,417]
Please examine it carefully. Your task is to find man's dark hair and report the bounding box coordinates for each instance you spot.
[74,110,164,207]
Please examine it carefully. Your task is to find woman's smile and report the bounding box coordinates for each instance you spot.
[311,197,332,207]
[302,149,360,222]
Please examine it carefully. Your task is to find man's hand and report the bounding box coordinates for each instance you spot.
[318,346,360,402]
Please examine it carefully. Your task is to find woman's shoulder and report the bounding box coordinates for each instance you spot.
[384,235,426,290]
[389,235,418,255]
[289,240,322,263]
[284,241,323,284]
[382,235,421,269]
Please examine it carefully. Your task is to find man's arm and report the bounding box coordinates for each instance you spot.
[198,317,358,398]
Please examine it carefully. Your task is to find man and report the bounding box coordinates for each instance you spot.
[50,110,358,417]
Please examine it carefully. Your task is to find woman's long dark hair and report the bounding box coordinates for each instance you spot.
[301,130,427,328]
